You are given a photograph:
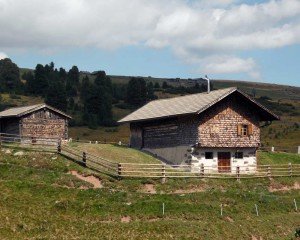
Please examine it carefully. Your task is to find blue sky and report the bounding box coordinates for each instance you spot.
[0,0,300,86]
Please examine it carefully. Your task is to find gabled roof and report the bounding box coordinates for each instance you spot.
[0,103,72,119]
[118,87,279,123]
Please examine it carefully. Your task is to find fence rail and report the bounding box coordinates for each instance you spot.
[118,162,300,180]
[59,144,118,176]
[0,133,58,152]
[1,132,300,181]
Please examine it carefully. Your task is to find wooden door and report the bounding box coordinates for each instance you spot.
[218,152,231,173]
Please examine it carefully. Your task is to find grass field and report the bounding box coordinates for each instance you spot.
[0,147,299,239]
[68,142,160,164]
[69,124,130,143]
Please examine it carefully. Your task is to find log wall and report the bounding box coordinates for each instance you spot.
[130,116,199,149]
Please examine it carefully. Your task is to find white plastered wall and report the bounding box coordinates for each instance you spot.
[190,147,257,174]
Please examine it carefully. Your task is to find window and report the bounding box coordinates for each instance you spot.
[235,152,243,159]
[242,125,248,136]
[205,152,213,159]
[237,124,253,136]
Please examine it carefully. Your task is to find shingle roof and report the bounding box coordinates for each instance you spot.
[0,103,72,119]
[118,87,279,123]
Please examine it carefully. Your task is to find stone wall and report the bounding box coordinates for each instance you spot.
[190,147,257,174]
[20,109,68,139]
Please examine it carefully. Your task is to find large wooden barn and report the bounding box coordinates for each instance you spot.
[119,87,279,173]
[0,103,71,140]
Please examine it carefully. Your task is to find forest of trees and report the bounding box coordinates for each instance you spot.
[0,58,211,129]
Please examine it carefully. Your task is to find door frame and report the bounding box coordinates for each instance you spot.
[217,152,231,173]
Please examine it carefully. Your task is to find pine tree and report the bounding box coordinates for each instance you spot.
[146,82,156,101]
[154,82,160,89]
[162,81,169,89]
[66,66,79,97]
[126,77,148,106]
[34,64,48,96]
[82,71,114,127]
[0,58,21,93]
[45,79,67,111]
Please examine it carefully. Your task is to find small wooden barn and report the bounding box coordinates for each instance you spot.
[118,87,279,173]
[0,103,71,140]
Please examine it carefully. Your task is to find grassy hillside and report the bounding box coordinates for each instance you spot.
[69,142,161,164]
[0,148,299,239]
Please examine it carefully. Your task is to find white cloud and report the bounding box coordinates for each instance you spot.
[202,56,256,74]
[0,0,299,77]
[0,52,8,60]
[187,55,261,80]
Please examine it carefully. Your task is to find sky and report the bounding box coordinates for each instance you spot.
[0,0,299,86]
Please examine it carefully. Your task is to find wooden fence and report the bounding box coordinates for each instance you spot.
[259,146,300,154]
[1,132,300,181]
[59,144,118,177]
[0,133,58,152]
[57,143,300,180]
[118,162,300,181]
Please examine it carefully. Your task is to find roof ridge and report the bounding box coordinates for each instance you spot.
[118,87,239,123]
[3,103,44,111]
[0,103,72,119]
[149,87,236,103]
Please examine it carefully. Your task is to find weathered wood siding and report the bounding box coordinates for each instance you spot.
[130,116,199,149]
[198,94,260,148]
[130,124,143,149]
[20,109,68,139]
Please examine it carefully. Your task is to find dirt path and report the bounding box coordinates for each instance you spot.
[140,184,157,194]
[268,182,300,192]
[69,170,102,188]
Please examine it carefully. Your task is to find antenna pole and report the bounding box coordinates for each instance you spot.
[204,75,210,93]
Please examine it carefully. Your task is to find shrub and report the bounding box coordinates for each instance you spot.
[9,93,21,99]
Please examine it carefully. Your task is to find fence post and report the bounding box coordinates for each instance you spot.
[82,152,87,166]
[161,164,166,184]
[267,165,271,178]
[255,204,259,216]
[288,163,292,177]
[220,204,223,216]
[236,166,240,181]
[200,163,204,177]
[57,141,61,153]
[271,146,275,152]
[117,163,122,180]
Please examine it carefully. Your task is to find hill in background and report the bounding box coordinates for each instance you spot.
[1,60,299,150]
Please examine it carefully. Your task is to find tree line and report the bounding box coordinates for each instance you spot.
[0,58,211,129]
